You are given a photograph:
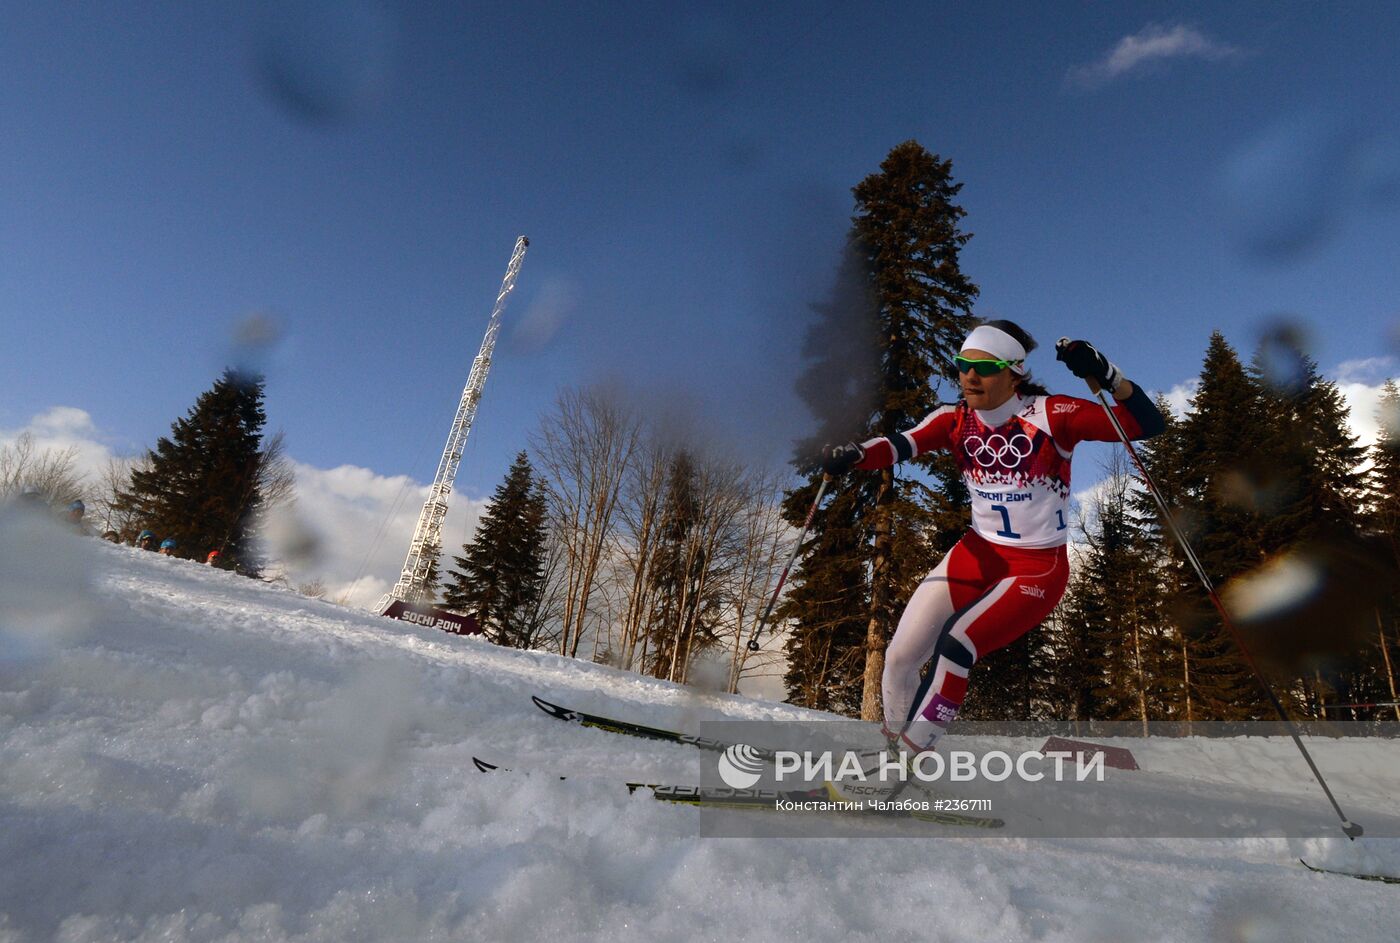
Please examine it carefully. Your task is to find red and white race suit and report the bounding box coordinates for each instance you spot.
[853,388,1163,747]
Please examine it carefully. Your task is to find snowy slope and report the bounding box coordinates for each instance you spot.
[2,513,1398,943]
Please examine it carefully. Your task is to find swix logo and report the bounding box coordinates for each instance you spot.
[1020,584,1046,599]
[1052,402,1079,414]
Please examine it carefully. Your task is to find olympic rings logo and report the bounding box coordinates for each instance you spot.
[964,433,1034,469]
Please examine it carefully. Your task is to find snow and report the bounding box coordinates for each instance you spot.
[2,510,1398,942]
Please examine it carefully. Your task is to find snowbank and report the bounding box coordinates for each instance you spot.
[1,515,1397,942]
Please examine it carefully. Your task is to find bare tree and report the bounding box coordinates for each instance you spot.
[255,431,297,513]
[531,385,642,658]
[723,469,794,694]
[93,454,152,540]
[0,433,85,507]
[516,530,567,651]
[630,449,759,685]
[527,385,798,696]
[567,414,798,694]
[670,455,750,683]
[613,434,673,670]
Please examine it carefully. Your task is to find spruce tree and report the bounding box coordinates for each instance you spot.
[1247,353,1376,714]
[1126,396,1199,724]
[1250,353,1366,553]
[1150,335,1270,719]
[958,617,1059,721]
[1362,381,1400,719]
[416,551,442,607]
[1050,569,1110,723]
[1072,470,1176,726]
[1367,380,1400,562]
[117,369,270,571]
[644,452,701,679]
[778,480,870,715]
[782,141,978,720]
[441,452,550,648]
[780,245,876,715]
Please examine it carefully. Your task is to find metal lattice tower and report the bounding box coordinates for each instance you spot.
[378,236,529,611]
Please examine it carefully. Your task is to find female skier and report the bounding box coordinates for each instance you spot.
[822,320,1165,753]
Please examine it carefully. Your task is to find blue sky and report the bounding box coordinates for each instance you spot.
[3,2,1398,601]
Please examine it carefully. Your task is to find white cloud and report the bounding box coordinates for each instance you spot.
[1,406,117,482]
[1069,24,1241,88]
[1333,355,1397,386]
[1155,379,1199,418]
[27,405,97,438]
[1337,380,1391,453]
[274,461,489,610]
[2,407,490,612]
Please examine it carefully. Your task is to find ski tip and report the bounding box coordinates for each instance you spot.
[531,694,577,721]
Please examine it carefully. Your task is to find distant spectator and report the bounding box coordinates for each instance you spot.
[65,500,91,535]
[159,538,178,556]
[206,550,221,566]
[137,530,157,551]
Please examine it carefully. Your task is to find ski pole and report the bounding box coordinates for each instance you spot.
[1085,378,1364,840]
[746,475,830,652]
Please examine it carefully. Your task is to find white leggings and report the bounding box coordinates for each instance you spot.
[881,531,1068,745]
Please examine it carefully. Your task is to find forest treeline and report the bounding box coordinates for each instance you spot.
[7,141,1397,722]
[428,141,1400,723]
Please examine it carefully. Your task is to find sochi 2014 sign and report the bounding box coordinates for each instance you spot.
[381,600,481,636]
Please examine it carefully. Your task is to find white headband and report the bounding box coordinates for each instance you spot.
[961,325,1028,375]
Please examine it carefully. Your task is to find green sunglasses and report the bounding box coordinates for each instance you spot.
[953,356,1019,376]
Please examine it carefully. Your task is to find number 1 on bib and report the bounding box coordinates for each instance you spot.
[991,504,1021,539]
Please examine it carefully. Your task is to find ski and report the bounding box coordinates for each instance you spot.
[1298,859,1400,885]
[530,694,776,758]
[528,693,1006,820]
[472,756,1005,829]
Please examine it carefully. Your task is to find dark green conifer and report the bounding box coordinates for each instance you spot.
[778,480,870,715]
[1353,380,1400,720]
[1366,380,1400,561]
[641,451,728,682]
[782,141,978,720]
[441,452,550,648]
[959,618,1060,721]
[1250,353,1366,552]
[1147,335,1268,719]
[1076,470,1176,725]
[117,369,270,571]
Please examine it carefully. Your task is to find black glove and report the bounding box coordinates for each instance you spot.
[821,441,865,477]
[1056,337,1123,392]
